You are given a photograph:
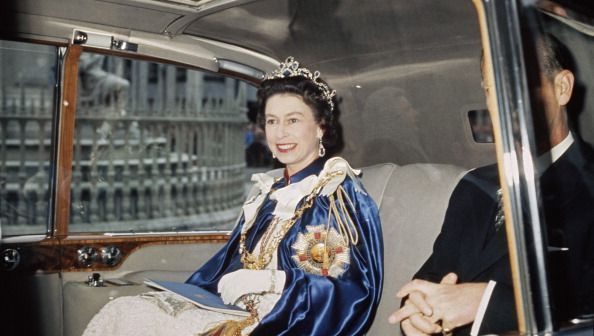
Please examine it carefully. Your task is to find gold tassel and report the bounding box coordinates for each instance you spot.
[199,297,258,336]
[199,319,246,336]
[327,187,359,247]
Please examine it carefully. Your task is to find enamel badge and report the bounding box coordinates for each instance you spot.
[292,225,350,278]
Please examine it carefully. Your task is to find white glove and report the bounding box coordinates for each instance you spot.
[217,269,286,305]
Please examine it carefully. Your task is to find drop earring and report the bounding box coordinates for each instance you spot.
[318,138,326,157]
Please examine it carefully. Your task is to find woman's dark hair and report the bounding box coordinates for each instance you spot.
[256,75,343,156]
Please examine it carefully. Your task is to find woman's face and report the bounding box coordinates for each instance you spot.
[264,93,323,175]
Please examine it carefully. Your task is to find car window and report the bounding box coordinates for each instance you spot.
[489,1,594,331]
[69,52,265,234]
[0,40,59,236]
[529,3,594,328]
[477,0,594,332]
[468,109,494,143]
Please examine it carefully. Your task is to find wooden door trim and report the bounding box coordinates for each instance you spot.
[0,234,230,274]
[54,45,82,238]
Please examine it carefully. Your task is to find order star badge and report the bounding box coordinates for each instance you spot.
[291,225,350,278]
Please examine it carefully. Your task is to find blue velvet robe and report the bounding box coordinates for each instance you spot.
[186,158,384,335]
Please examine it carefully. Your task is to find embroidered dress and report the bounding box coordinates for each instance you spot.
[83,157,383,336]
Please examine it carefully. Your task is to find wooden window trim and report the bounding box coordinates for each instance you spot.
[54,44,82,238]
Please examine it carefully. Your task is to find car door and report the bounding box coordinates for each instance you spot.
[0,38,263,336]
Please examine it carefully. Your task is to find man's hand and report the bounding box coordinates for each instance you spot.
[389,273,457,335]
[392,293,442,335]
[396,273,487,332]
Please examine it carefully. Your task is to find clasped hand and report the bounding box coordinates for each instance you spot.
[388,273,487,335]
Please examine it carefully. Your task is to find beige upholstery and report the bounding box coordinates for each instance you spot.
[62,245,221,336]
[362,163,466,336]
[231,162,465,335]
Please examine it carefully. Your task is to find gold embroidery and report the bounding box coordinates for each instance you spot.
[141,292,194,317]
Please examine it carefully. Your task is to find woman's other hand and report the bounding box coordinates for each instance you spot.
[218,269,286,304]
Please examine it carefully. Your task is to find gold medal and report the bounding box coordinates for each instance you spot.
[292,225,350,277]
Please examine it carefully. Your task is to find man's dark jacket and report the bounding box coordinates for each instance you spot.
[414,139,594,335]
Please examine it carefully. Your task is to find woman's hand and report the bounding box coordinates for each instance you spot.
[217,269,286,304]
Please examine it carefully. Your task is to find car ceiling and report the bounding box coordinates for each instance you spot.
[185,0,480,74]
[3,0,495,168]
[6,0,480,71]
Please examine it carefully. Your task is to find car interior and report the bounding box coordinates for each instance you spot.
[0,0,593,335]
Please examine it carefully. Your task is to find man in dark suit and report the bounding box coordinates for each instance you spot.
[388,33,594,335]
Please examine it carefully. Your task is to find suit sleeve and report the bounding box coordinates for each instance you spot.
[414,177,469,282]
[413,168,518,335]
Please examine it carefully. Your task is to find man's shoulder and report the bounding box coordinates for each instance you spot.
[458,163,500,194]
[468,163,499,179]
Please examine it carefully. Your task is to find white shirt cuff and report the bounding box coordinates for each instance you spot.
[470,280,497,336]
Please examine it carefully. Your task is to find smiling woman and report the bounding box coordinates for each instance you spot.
[82,56,383,336]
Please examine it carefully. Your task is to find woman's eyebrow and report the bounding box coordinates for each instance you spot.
[284,111,305,117]
[265,111,304,118]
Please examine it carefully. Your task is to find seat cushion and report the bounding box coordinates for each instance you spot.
[363,163,466,336]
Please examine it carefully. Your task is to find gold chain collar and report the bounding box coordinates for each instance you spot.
[239,170,345,270]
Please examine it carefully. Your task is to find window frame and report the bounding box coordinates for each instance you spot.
[475,0,594,334]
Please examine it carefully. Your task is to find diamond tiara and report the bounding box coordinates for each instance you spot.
[264,56,337,112]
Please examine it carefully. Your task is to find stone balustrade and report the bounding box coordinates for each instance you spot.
[0,57,252,235]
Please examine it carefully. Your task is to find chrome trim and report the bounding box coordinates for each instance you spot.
[103,230,232,236]
[72,30,139,52]
[87,272,104,287]
[1,248,21,271]
[72,30,112,49]
[483,0,554,332]
[570,315,594,325]
[99,246,122,266]
[49,46,66,237]
[77,246,98,267]
[216,58,265,80]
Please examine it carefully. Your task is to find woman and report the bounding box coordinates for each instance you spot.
[83,56,383,336]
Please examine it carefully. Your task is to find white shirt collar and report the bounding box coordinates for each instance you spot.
[534,132,574,174]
